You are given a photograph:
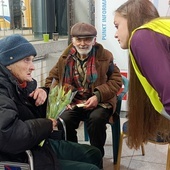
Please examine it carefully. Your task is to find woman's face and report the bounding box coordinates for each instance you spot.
[7,56,35,83]
[114,13,129,49]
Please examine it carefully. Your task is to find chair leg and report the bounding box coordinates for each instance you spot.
[84,121,89,141]
[111,117,120,164]
[114,132,124,170]
[58,117,67,140]
[141,143,145,156]
[166,143,170,170]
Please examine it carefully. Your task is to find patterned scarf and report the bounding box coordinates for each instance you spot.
[63,46,97,102]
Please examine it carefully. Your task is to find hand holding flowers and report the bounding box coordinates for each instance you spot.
[46,79,77,119]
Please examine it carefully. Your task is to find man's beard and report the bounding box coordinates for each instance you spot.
[74,45,93,55]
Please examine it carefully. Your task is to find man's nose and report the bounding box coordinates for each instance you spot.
[79,39,86,45]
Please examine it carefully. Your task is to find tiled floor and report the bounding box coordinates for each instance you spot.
[77,113,168,170]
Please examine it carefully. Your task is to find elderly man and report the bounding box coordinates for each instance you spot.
[45,22,122,158]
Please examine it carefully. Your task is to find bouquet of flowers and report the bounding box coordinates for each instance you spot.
[47,79,77,119]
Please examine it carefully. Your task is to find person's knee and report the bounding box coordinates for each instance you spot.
[88,165,101,170]
[93,148,103,168]
[84,146,102,167]
[89,115,105,127]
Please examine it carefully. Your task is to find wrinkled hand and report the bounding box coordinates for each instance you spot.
[66,104,72,110]
[29,88,47,106]
[84,95,98,110]
[49,118,58,131]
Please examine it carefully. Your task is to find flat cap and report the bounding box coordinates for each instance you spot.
[71,22,97,37]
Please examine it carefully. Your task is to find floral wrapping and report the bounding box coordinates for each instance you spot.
[46,79,77,119]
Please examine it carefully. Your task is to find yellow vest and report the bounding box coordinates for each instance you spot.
[129,18,170,120]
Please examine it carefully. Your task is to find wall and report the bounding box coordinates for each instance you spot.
[31,39,68,87]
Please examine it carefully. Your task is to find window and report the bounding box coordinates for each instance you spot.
[0,0,68,41]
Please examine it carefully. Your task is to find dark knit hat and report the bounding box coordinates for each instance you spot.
[71,22,97,37]
[0,34,37,66]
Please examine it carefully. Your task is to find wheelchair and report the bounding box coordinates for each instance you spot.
[0,117,67,170]
[0,150,34,170]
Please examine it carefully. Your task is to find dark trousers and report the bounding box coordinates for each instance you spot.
[58,106,113,157]
[49,139,102,170]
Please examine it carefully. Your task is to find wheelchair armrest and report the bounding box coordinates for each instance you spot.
[26,150,34,170]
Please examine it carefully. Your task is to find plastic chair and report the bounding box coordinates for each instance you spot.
[116,121,170,170]
[84,75,129,165]
[0,150,34,170]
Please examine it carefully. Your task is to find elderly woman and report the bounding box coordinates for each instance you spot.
[0,34,102,170]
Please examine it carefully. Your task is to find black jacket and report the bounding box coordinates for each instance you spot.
[0,64,58,169]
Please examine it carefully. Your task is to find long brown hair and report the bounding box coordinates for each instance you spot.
[116,0,170,149]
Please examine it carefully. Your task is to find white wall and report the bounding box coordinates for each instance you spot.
[0,0,10,17]
[151,0,170,16]
[31,39,68,87]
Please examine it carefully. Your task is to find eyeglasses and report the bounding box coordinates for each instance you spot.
[74,37,95,44]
